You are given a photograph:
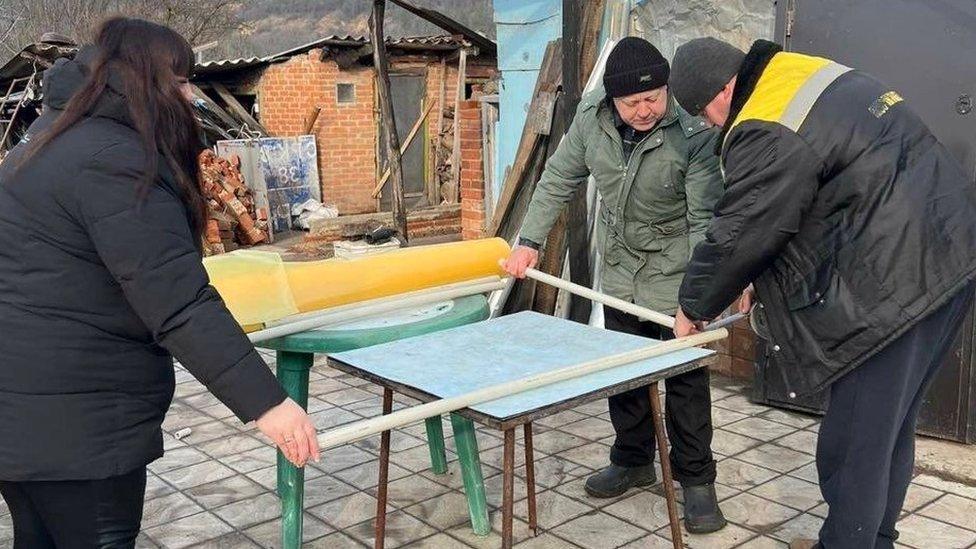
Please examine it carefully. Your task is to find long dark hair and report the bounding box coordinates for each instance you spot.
[26,17,206,236]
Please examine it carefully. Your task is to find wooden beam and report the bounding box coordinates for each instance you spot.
[303,106,322,134]
[189,83,239,130]
[447,48,468,203]
[429,56,447,206]
[211,82,269,135]
[578,0,607,83]
[370,0,408,242]
[371,100,436,197]
[562,0,592,324]
[532,93,569,315]
[387,0,497,55]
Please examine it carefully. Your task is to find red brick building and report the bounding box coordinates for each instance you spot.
[194,35,498,241]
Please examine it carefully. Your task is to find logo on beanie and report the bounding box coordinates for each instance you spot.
[639,74,653,82]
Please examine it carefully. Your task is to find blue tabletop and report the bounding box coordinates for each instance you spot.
[330,311,713,420]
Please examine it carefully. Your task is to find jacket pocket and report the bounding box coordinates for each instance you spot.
[783,262,874,363]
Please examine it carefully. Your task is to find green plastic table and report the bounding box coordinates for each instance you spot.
[256,295,491,549]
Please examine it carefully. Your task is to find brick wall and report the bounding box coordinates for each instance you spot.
[260,50,378,215]
[708,297,759,382]
[258,51,497,219]
[458,100,486,240]
[301,203,462,245]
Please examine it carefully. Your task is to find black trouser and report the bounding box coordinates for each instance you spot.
[817,284,974,549]
[604,306,717,486]
[0,467,146,549]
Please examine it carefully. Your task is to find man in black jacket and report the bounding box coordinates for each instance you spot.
[666,38,976,549]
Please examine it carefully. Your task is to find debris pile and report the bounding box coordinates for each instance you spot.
[198,149,269,255]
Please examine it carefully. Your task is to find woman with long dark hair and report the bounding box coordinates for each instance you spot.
[0,17,319,547]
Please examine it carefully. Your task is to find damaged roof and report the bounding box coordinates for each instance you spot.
[198,33,493,79]
[0,40,78,83]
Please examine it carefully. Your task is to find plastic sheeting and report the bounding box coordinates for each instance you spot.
[204,238,511,329]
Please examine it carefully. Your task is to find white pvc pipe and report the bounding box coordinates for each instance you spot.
[515,264,676,329]
[248,277,506,343]
[317,327,727,450]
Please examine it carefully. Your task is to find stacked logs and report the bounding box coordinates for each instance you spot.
[198,149,269,255]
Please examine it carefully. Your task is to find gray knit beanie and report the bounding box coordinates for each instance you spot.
[670,37,745,115]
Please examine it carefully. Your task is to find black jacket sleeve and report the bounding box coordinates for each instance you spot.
[679,123,822,321]
[78,146,287,422]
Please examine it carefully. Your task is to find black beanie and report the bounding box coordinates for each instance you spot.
[670,37,746,115]
[603,37,670,98]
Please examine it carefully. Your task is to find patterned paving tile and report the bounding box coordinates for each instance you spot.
[917,493,976,531]
[0,377,958,549]
[143,511,233,549]
[720,492,801,535]
[895,514,976,548]
[550,511,647,548]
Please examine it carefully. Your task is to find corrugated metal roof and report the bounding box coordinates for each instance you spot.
[194,34,482,77]
[194,56,266,75]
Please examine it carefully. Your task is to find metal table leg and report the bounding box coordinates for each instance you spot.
[502,428,516,549]
[650,382,684,549]
[374,389,394,549]
[524,423,538,536]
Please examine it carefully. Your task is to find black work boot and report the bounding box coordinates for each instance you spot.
[683,483,727,534]
[584,464,656,498]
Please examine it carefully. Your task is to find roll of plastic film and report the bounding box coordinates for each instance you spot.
[204,237,511,327]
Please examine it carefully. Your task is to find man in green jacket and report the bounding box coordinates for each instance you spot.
[503,37,726,533]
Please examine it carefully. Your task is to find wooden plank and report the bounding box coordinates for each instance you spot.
[447,48,468,203]
[189,83,240,130]
[371,100,437,197]
[303,106,322,134]
[579,0,607,83]
[370,0,408,242]
[532,92,569,315]
[211,82,269,135]
[562,0,592,324]
[387,0,497,55]
[429,57,447,206]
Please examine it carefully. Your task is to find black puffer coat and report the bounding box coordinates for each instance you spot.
[0,49,286,481]
[679,41,976,397]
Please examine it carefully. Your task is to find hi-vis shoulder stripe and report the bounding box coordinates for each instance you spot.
[778,61,852,131]
[720,52,852,176]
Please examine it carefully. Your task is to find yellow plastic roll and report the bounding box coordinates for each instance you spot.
[204,250,299,326]
[204,237,511,329]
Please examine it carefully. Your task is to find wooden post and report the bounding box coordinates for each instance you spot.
[303,106,322,134]
[371,101,437,198]
[562,0,592,324]
[430,57,447,206]
[448,48,468,203]
[370,0,408,242]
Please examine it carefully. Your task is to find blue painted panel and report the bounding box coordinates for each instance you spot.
[492,0,563,194]
[493,0,560,24]
[496,19,562,71]
[494,70,543,200]
[331,311,713,419]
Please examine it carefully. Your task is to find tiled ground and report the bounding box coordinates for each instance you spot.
[2,352,976,548]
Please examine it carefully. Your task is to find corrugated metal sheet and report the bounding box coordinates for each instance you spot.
[196,35,478,77]
[194,57,266,76]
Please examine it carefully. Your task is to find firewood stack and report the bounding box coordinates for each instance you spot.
[198,149,269,256]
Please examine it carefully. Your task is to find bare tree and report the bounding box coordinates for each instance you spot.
[0,0,242,55]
